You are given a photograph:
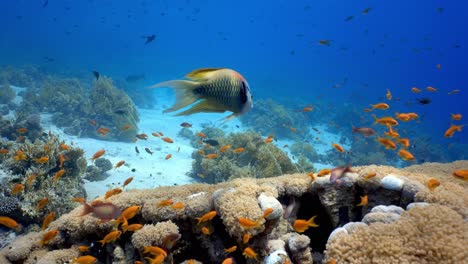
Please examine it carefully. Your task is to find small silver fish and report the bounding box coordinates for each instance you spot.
[149,68,253,121]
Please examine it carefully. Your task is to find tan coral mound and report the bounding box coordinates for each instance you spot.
[324,204,468,264]
[0,161,466,263]
[403,160,468,187]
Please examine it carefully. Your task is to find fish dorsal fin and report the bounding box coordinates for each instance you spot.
[185,68,224,81]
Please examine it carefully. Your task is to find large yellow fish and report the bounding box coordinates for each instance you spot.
[150,68,253,121]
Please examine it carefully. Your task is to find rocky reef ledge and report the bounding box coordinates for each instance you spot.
[1,161,467,264]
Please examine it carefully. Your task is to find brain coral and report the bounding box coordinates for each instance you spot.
[324,204,468,264]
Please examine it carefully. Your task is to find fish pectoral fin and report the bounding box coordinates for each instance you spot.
[174,99,226,116]
[220,112,240,123]
[185,68,224,81]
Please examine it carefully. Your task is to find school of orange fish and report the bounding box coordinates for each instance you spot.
[1,84,467,264]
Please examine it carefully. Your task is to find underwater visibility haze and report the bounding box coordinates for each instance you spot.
[0,1,467,264]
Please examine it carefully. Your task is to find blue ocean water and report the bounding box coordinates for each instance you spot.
[0,0,466,159]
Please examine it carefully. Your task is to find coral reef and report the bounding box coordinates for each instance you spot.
[190,130,298,183]
[1,161,466,263]
[0,66,141,143]
[87,77,140,142]
[239,99,311,140]
[84,158,113,181]
[0,80,15,105]
[0,132,87,232]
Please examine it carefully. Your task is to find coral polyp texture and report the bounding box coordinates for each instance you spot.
[1,161,467,263]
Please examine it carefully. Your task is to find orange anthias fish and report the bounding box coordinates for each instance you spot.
[13,150,27,161]
[170,202,183,210]
[41,229,59,246]
[36,156,49,164]
[122,177,134,188]
[165,154,172,160]
[242,233,251,244]
[158,199,174,207]
[398,149,415,161]
[233,147,245,153]
[426,86,437,92]
[98,230,121,246]
[376,137,397,149]
[316,168,331,177]
[105,188,123,199]
[427,178,440,190]
[222,258,234,264]
[452,170,468,180]
[331,143,344,153]
[53,169,66,183]
[73,255,97,264]
[36,197,49,211]
[372,114,398,126]
[224,246,237,253]
[444,124,464,138]
[114,160,125,169]
[356,195,368,206]
[41,212,55,230]
[196,132,207,138]
[363,172,377,180]
[0,216,21,230]
[205,153,218,159]
[238,217,261,229]
[201,226,211,235]
[395,112,419,122]
[97,127,110,135]
[293,215,319,233]
[196,211,217,225]
[162,137,174,143]
[242,247,257,260]
[220,145,231,152]
[369,103,390,111]
[384,125,400,138]
[90,149,105,161]
[397,138,410,148]
[149,68,254,121]
[451,113,462,121]
[117,205,141,223]
[411,87,422,93]
[11,183,24,195]
[121,124,132,131]
[143,246,168,257]
[386,89,392,100]
[262,208,273,219]
[60,143,70,150]
[58,153,65,168]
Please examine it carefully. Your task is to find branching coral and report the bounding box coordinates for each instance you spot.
[191,130,298,183]
[0,133,86,228]
[239,98,311,139]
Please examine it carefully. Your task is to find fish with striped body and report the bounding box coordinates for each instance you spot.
[149,68,253,121]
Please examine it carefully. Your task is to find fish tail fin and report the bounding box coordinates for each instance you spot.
[98,239,106,246]
[371,114,378,123]
[307,215,319,227]
[351,124,357,133]
[81,202,93,216]
[149,80,201,113]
